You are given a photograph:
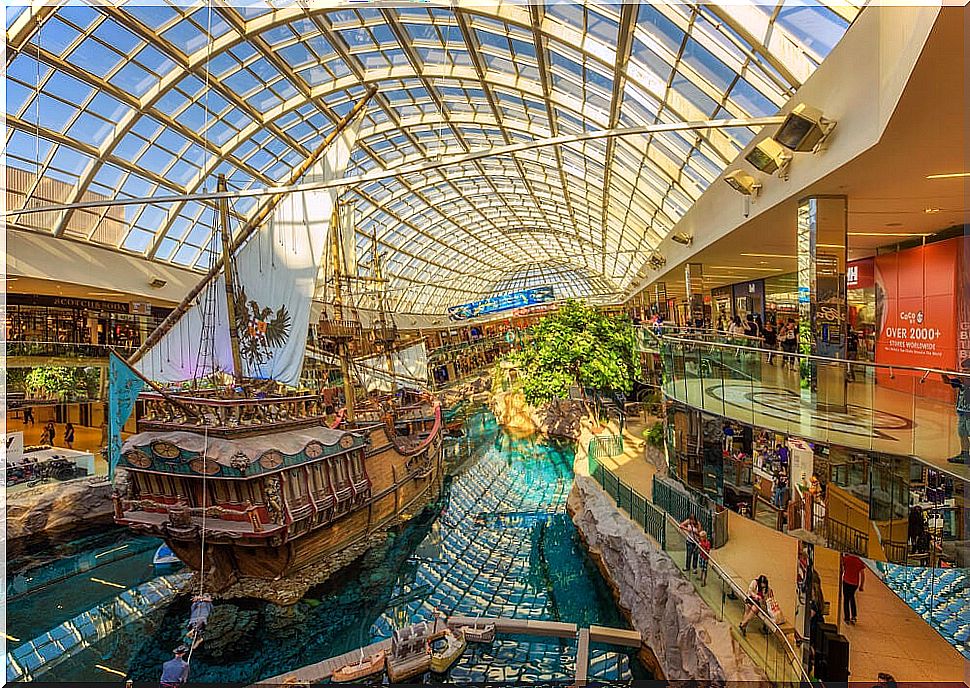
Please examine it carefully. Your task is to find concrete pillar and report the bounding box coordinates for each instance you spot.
[797,196,848,410]
[685,263,704,327]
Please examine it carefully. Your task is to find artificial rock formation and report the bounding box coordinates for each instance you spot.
[489,390,586,440]
[6,473,124,544]
[568,475,766,683]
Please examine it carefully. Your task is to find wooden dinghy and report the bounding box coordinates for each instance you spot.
[331,650,385,683]
[430,629,466,673]
[457,622,495,643]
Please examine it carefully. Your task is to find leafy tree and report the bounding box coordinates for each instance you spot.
[508,299,638,407]
[25,365,99,400]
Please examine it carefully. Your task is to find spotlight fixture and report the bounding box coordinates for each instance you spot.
[670,232,693,246]
[745,138,792,177]
[648,253,666,270]
[149,277,167,289]
[724,170,762,196]
[774,104,836,152]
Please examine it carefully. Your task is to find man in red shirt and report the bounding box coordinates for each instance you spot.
[841,553,866,624]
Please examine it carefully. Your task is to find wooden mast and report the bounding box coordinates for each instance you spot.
[217,174,244,383]
[331,201,356,423]
[373,228,397,394]
[128,85,377,367]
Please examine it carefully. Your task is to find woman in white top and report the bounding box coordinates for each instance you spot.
[739,574,774,635]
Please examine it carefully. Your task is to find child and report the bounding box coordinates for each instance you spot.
[697,530,712,586]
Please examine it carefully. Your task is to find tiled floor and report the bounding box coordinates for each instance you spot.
[7,419,109,474]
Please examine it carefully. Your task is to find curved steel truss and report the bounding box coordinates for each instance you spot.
[5,1,859,314]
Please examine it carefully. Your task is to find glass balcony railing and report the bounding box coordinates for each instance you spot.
[659,334,969,474]
[6,340,136,360]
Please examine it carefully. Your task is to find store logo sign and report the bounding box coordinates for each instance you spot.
[846,265,858,286]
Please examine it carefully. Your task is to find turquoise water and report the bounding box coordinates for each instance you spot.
[9,410,646,683]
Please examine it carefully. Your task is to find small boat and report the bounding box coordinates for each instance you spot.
[430,629,466,673]
[152,543,182,571]
[387,622,432,683]
[457,622,496,643]
[386,651,430,683]
[331,650,386,683]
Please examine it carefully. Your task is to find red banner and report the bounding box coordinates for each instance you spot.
[874,237,966,399]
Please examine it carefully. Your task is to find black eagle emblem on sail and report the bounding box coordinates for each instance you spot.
[234,286,291,369]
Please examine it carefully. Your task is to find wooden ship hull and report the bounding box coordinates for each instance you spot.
[114,391,444,592]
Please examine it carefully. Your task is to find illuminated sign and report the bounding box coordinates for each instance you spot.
[448,286,555,321]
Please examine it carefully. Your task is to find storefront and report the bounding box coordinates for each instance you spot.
[665,399,966,565]
[764,272,799,325]
[6,294,170,350]
[846,258,876,361]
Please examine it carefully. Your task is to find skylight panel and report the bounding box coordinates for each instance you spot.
[32,17,81,56]
[110,62,157,97]
[69,38,127,78]
[776,0,849,58]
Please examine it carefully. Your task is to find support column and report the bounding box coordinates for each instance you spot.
[685,263,704,328]
[797,196,848,410]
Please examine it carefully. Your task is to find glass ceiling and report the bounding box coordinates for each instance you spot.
[4,1,860,315]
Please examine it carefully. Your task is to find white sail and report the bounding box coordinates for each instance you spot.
[356,342,429,393]
[136,121,359,386]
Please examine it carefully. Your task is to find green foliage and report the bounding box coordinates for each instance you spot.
[24,366,99,400]
[510,299,638,406]
[645,421,665,448]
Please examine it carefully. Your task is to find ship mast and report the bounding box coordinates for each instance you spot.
[330,200,356,422]
[372,228,397,394]
[217,174,244,384]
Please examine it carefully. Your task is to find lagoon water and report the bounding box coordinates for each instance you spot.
[8,410,647,683]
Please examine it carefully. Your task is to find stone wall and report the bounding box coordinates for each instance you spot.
[568,475,766,683]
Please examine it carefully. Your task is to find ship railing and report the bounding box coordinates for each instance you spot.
[317,318,363,340]
[138,391,329,432]
[114,495,266,532]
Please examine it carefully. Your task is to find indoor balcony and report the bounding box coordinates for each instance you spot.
[659,334,969,480]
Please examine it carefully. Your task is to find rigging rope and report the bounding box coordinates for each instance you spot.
[186,3,214,675]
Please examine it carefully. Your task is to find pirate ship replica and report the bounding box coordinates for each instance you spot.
[111,88,444,594]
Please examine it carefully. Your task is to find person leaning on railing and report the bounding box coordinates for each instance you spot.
[941,358,970,464]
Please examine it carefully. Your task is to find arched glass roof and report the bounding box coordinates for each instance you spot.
[5,1,859,315]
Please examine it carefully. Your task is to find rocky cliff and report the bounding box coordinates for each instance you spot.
[489,390,587,440]
[7,472,123,543]
[568,475,766,683]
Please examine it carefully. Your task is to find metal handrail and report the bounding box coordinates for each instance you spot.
[666,512,813,684]
[662,332,967,377]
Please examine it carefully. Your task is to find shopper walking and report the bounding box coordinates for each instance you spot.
[41,421,56,446]
[65,422,75,449]
[22,407,35,425]
[841,552,866,624]
[781,320,798,370]
[908,505,927,554]
[763,321,778,364]
[728,316,745,336]
[697,530,712,586]
[680,514,701,574]
[941,358,970,464]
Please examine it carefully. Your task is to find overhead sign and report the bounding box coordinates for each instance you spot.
[448,286,555,321]
[846,258,874,289]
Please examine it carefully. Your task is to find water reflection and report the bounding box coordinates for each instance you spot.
[10,410,645,683]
